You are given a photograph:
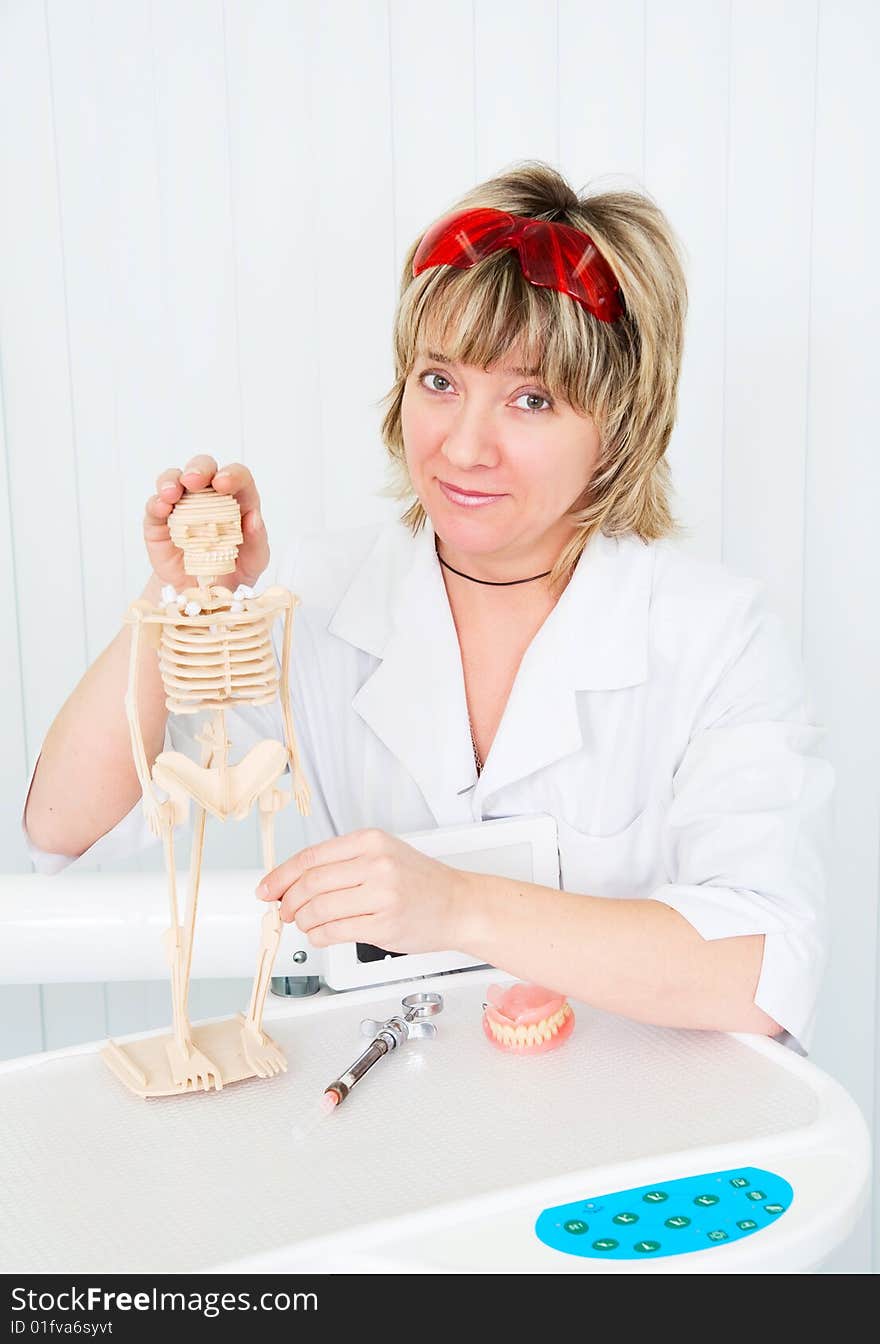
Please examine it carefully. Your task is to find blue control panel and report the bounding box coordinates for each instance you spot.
[535,1166,792,1261]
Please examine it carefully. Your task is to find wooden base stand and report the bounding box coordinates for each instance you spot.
[101,1013,287,1099]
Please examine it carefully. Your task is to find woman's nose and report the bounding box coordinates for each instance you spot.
[440,404,501,469]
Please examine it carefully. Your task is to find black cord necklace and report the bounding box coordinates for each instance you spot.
[436,544,551,586]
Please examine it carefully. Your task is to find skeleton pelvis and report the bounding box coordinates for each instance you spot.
[152,739,288,822]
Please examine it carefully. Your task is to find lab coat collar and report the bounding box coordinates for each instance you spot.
[328,519,654,824]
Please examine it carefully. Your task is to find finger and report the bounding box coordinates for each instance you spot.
[257,831,379,901]
[307,915,388,947]
[143,495,185,567]
[240,507,266,542]
[211,462,262,518]
[236,508,269,584]
[280,865,365,930]
[142,495,181,552]
[179,455,219,487]
[281,875,368,928]
[155,466,184,501]
[143,493,176,527]
[271,854,365,919]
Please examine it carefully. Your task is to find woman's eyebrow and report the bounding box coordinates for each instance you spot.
[424,349,541,377]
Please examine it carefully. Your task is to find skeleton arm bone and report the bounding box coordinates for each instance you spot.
[256,588,311,817]
[123,602,183,837]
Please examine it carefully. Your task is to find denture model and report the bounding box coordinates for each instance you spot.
[482,982,574,1053]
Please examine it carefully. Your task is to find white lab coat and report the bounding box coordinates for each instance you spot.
[22,518,834,1052]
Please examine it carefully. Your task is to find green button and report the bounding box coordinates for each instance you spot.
[730,1176,749,1188]
[664,1215,691,1229]
[592,1238,618,1251]
[737,1219,758,1231]
[746,1190,767,1202]
[707,1229,729,1242]
[642,1190,669,1204]
[612,1212,639,1225]
[694,1194,720,1207]
[563,1219,589,1235]
[634,1240,662,1253]
[764,1204,785,1215]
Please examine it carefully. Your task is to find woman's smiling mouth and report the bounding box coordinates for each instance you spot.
[438,480,507,507]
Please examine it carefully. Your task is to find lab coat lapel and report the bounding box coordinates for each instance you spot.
[328,520,653,825]
[471,529,654,812]
[329,522,476,825]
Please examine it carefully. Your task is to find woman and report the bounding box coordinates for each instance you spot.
[23,163,833,1052]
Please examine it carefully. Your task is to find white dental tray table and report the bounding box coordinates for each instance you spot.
[0,966,868,1275]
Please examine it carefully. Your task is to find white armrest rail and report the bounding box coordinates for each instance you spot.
[0,871,293,983]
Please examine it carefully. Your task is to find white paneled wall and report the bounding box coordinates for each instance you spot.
[0,0,876,1272]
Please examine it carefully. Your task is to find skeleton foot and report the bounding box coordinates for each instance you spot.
[240,1020,287,1078]
[165,1038,223,1092]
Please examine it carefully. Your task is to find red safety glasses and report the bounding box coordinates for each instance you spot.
[412,206,624,323]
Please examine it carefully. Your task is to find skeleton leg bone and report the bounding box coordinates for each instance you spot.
[240,792,288,1077]
[182,719,215,999]
[160,809,221,1092]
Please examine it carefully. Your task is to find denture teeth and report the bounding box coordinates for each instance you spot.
[488,1010,568,1047]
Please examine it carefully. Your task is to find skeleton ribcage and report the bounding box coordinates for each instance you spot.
[158,611,279,714]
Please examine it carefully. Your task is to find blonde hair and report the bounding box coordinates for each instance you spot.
[377,160,691,591]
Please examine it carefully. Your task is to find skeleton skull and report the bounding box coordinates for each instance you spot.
[168,487,243,578]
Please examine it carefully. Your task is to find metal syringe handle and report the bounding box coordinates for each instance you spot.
[324,994,444,1106]
[357,993,443,1042]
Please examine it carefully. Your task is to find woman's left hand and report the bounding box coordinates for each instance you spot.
[256,828,470,953]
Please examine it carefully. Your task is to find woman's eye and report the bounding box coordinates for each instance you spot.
[420,371,452,393]
[514,392,552,413]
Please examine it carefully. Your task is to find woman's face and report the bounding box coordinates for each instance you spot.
[401,342,601,575]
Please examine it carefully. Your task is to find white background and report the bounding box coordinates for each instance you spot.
[0,0,876,1272]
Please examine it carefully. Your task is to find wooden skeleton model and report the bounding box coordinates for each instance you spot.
[101,487,311,1098]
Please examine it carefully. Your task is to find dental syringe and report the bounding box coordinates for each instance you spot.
[320,992,444,1112]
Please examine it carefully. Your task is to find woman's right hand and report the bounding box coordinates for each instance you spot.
[143,456,270,591]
